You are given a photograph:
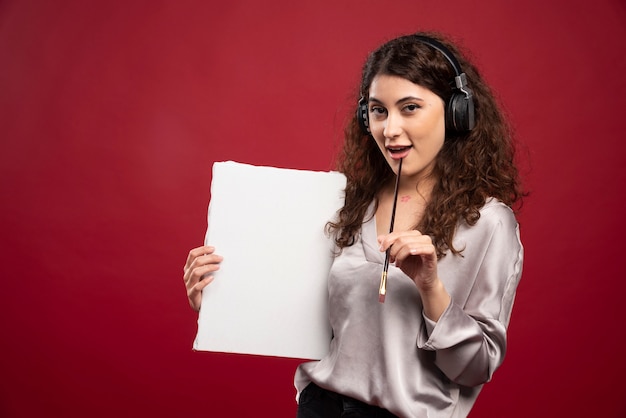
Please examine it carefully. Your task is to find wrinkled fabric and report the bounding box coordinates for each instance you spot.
[295,198,523,418]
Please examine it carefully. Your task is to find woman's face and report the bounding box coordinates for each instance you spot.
[367,74,445,183]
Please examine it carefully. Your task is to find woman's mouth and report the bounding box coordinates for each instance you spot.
[387,145,412,159]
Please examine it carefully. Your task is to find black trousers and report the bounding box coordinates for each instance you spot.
[296,383,398,418]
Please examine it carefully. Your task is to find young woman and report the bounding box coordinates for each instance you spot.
[183,32,524,418]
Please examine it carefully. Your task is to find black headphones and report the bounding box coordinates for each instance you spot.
[357,34,475,136]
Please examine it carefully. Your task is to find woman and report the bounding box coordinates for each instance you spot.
[184,32,524,418]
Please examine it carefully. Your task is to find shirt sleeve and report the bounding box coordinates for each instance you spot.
[416,203,524,387]
[422,312,437,335]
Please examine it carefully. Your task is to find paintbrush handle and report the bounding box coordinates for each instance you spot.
[379,159,403,303]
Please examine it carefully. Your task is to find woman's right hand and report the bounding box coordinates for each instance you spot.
[183,245,223,312]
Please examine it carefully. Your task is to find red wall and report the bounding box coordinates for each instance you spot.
[2,1,625,417]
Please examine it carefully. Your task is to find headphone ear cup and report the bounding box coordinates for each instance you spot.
[446,92,475,133]
[357,97,370,134]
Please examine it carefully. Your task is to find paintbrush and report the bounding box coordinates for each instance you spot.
[379,158,402,303]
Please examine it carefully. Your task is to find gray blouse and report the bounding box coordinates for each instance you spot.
[295,198,524,418]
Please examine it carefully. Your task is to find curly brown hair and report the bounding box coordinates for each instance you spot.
[327,32,524,258]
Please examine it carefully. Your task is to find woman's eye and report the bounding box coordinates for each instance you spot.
[403,104,421,112]
[370,107,386,116]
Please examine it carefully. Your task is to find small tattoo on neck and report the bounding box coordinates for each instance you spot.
[400,195,411,203]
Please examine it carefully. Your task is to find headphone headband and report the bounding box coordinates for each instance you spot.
[414,35,472,99]
[414,35,463,77]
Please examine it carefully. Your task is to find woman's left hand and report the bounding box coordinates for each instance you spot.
[379,230,450,320]
[378,230,439,292]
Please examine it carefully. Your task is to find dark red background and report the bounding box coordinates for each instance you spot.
[2,1,625,417]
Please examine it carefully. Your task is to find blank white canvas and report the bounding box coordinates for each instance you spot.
[193,161,346,360]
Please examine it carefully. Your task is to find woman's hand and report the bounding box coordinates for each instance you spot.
[378,231,438,291]
[183,245,223,312]
[378,231,450,321]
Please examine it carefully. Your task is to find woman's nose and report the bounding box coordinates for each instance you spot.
[383,111,402,138]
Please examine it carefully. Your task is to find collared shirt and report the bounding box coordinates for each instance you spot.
[295,198,524,418]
